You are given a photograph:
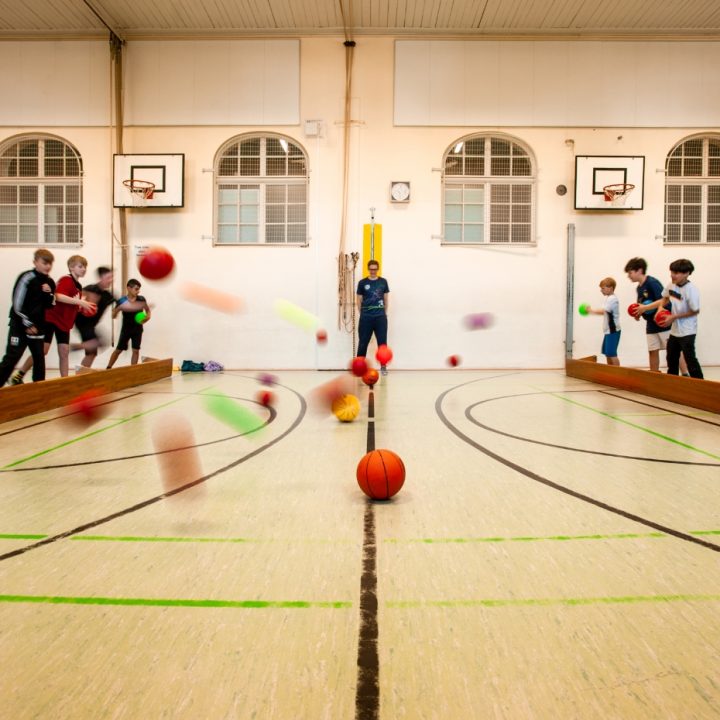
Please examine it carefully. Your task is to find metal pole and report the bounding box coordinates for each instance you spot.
[565,223,575,359]
[369,206,375,260]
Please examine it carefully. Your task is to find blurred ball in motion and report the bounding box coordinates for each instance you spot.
[68,388,107,426]
[257,390,274,407]
[257,372,278,387]
[375,344,393,366]
[309,375,354,415]
[463,313,494,330]
[179,281,243,315]
[151,413,204,497]
[350,357,368,377]
[138,246,175,281]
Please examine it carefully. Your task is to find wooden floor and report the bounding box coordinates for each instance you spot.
[1,368,719,720]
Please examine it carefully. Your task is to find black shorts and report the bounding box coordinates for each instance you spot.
[116,326,143,351]
[75,318,98,343]
[45,321,70,345]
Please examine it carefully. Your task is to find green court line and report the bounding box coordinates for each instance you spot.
[2,531,718,544]
[69,535,353,544]
[0,594,351,609]
[387,594,720,609]
[549,392,720,461]
[384,530,720,543]
[2,395,190,469]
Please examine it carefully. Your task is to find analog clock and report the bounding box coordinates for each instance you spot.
[390,181,410,203]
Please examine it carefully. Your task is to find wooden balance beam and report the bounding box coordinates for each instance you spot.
[565,356,720,415]
[0,358,173,424]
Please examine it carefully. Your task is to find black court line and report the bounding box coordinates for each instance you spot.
[0,397,277,473]
[437,383,720,554]
[465,392,720,467]
[599,390,720,427]
[355,389,379,720]
[0,381,284,472]
[0,392,143,437]
[0,386,306,563]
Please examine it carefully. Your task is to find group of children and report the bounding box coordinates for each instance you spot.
[588,256,703,379]
[0,249,151,387]
[0,249,707,387]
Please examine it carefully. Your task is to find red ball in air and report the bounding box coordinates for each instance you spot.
[138,246,175,281]
[350,356,368,377]
[375,344,393,366]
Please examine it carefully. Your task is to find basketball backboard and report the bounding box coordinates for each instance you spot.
[113,154,185,208]
[574,155,645,210]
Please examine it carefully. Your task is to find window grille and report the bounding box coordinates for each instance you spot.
[665,135,720,244]
[215,135,308,245]
[0,136,82,245]
[443,135,534,245]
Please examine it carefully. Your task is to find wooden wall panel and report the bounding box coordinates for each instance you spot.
[565,356,720,415]
[0,359,173,424]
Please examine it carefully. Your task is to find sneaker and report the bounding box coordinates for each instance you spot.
[380,365,388,376]
[10,371,24,385]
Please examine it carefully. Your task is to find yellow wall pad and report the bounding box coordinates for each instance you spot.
[362,223,382,275]
[565,356,720,416]
[0,359,173,424]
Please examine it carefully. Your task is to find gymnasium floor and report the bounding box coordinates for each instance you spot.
[1,368,719,720]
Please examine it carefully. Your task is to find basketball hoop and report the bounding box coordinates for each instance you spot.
[603,183,635,207]
[122,179,155,207]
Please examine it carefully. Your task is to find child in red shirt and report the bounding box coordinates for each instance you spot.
[12,255,96,381]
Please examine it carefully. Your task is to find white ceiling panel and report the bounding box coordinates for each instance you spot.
[1,0,720,38]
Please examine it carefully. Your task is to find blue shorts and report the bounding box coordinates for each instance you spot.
[601,331,621,358]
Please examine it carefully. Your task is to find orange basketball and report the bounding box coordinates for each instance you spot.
[362,368,379,387]
[356,449,405,500]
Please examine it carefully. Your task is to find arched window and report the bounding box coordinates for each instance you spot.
[0,134,82,245]
[215,134,308,245]
[443,134,535,245]
[665,135,720,244]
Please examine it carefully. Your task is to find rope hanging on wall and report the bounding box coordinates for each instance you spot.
[336,0,357,338]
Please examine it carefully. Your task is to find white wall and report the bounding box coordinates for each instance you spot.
[0,37,719,370]
[395,40,720,127]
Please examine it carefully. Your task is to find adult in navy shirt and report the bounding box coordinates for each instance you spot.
[356,259,390,372]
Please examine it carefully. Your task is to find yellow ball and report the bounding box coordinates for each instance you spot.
[332,394,361,422]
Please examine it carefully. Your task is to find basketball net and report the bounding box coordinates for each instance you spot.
[603,183,635,207]
[123,179,155,207]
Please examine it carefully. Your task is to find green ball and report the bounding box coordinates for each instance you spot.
[135,310,148,324]
[578,303,590,316]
